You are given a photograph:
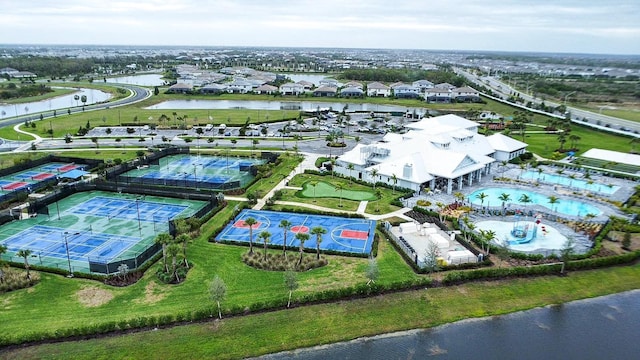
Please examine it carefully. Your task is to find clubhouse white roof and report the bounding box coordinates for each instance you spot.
[581,148,640,167]
[486,133,528,152]
[339,114,497,182]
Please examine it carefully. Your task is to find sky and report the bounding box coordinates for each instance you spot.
[1,0,639,55]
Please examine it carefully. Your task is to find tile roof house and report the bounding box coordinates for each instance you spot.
[334,114,526,194]
[452,86,481,102]
[279,82,305,95]
[424,88,452,103]
[340,86,364,98]
[226,78,253,93]
[313,86,337,97]
[344,81,363,89]
[255,84,278,95]
[393,84,421,99]
[366,82,391,97]
[166,83,193,94]
[199,83,227,94]
[296,80,314,90]
[412,79,434,92]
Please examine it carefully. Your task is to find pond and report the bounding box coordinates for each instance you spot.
[0,88,112,117]
[106,74,167,87]
[145,99,427,114]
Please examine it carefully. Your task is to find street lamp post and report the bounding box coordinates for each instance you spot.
[63,232,73,277]
[564,91,577,107]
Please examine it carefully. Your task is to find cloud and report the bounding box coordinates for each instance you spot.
[0,0,638,54]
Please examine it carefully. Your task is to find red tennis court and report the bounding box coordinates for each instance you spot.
[58,164,78,172]
[2,182,28,191]
[33,173,55,181]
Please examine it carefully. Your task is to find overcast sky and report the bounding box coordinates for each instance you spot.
[1,0,639,55]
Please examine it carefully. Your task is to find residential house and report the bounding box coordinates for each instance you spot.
[424,88,452,103]
[434,82,456,90]
[313,86,337,97]
[393,84,421,99]
[200,84,227,94]
[279,82,305,95]
[344,81,363,89]
[340,86,364,98]
[319,78,339,87]
[226,79,253,93]
[452,86,481,102]
[296,80,314,90]
[412,80,434,93]
[366,82,391,97]
[255,84,278,95]
[166,83,193,94]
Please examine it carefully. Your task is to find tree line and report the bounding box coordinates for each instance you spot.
[0,83,52,100]
[339,68,466,86]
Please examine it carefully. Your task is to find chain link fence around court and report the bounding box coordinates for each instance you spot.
[17,184,218,275]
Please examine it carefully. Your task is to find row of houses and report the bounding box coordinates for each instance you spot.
[168,78,481,103]
[334,114,527,195]
[0,67,37,79]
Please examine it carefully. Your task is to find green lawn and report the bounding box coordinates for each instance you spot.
[0,197,416,347]
[4,263,639,359]
[0,87,77,104]
[300,180,377,201]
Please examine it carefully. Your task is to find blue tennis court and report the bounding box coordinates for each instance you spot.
[0,225,139,263]
[68,196,188,223]
[216,209,376,254]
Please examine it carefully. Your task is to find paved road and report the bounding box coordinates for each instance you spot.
[0,84,151,130]
[454,67,640,136]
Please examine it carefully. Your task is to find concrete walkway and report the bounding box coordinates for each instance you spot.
[249,151,416,222]
[12,123,42,151]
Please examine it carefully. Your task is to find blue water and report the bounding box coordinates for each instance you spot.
[469,188,602,216]
[260,290,640,360]
[521,170,620,195]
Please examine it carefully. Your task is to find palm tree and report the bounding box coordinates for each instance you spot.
[518,194,532,219]
[209,276,227,319]
[17,249,33,279]
[0,244,7,283]
[258,231,271,261]
[390,173,398,194]
[435,201,446,223]
[155,233,172,273]
[498,193,511,216]
[244,217,258,254]
[295,232,310,267]
[375,189,382,212]
[347,163,355,183]
[370,168,379,190]
[453,191,465,205]
[475,192,488,210]
[335,183,344,207]
[478,229,496,255]
[279,219,292,257]
[310,226,327,260]
[176,234,190,268]
[166,243,181,282]
[548,195,560,213]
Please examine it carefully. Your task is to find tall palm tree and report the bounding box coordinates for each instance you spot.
[478,229,496,255]
[258,231,271,261]
[335,183,344,208]
[0,244,7,283]
[370,168,379,190]
[518,194,533,219]
[17,249,33,280]
[548,195,560,213]
[166,243,181,282]
[310,226,327,260]
[309,181,318,202]
[498,193,511,216]
[476,192,488,210]
[295,233,310,266]
[390,173,398,194]
[279,219,292,257]
[347,164,354,184]
[176,234,190,268]
[244,217,258,254]
[155,233,172,273]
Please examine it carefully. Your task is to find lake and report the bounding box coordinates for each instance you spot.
[0,88,111,117]
[145,99,426,114]
[106,73,167,86]
[258,290,640,359]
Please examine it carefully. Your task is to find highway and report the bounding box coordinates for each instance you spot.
[454,67,640,136]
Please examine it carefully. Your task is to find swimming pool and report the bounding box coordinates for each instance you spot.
[475,220,568,251]
[469,188,602,216]
[521,171,619,195]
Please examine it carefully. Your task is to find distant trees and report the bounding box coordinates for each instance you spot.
[340,69,465,86]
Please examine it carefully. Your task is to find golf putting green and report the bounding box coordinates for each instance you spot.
[300,181,378,201]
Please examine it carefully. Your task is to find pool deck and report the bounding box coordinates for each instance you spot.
[405,163,635,224]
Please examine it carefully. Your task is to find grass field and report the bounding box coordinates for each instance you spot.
[0,87,77,105]
[3,263,639,359]
[300,180,377,201]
